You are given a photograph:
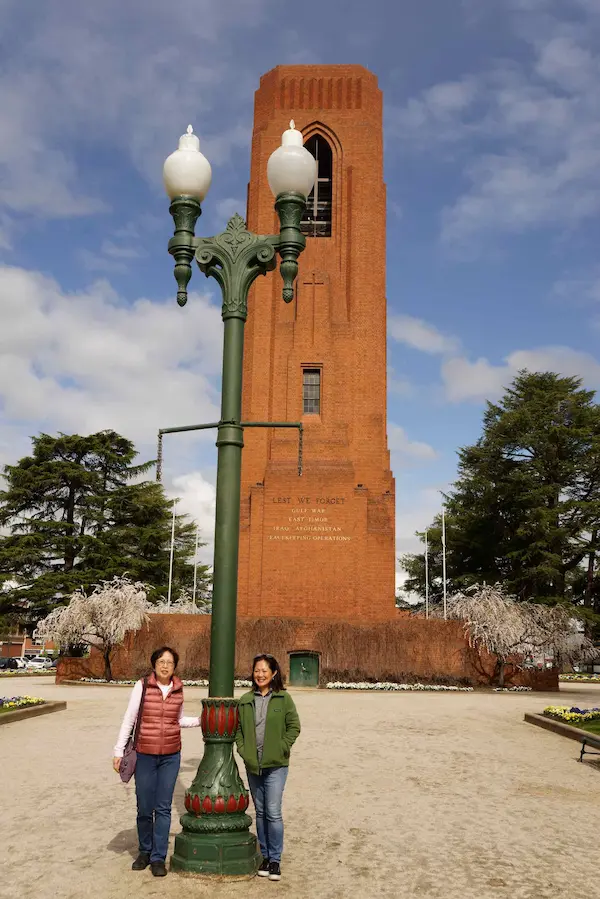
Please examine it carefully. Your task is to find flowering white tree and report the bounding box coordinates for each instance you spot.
[35,576,150,681]
[153,587,212,615]
[434,584,595,686]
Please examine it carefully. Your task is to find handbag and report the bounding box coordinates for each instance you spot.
[119,676,148,783]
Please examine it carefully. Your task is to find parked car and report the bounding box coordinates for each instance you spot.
[0,657,28,670]
[25,656,56,669]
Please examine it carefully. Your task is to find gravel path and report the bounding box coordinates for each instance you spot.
[2,676,599,899]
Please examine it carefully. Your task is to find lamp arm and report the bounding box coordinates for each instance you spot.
[168,192,306,312]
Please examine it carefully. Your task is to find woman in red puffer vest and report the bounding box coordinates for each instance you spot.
[113,646,201,877]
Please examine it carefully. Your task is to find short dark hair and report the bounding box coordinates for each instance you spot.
[251,653,285,692]
[150,646,179,669]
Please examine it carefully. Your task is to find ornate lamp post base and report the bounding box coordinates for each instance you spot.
[171,831,259,878]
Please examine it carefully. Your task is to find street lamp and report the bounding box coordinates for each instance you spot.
[163,122,315,877]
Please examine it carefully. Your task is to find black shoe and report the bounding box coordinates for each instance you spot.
[257,857,270,877]
[151,862,168,877]
[131,852,150,871]
[268,861,281,881]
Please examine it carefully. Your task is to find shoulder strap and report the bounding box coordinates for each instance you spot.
[133,677,148,750]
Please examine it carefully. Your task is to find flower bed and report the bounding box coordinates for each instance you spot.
[559,674,600,683]
[78,677,253,688]
[543,705,600,725]
[0,695,46,713]
[493,686,532,692]
[325,681,474,692]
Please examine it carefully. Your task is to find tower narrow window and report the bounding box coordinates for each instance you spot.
[301,135,332,237]
[302,369,321,414]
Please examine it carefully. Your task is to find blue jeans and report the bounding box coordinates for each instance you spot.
[134,752,180,863]
[247,766,289,863]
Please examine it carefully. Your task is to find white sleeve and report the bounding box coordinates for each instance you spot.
[179,705,201,729]
[113,680,144,757]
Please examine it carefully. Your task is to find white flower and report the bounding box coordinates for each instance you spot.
[325,681,473,692]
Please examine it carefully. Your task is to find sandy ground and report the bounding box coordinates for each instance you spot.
[1,677,600,899]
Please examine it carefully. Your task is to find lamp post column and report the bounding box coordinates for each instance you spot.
[210,313,245,698]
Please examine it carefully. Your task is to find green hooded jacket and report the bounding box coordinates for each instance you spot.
[235,690,301,775]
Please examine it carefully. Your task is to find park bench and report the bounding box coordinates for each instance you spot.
[524,713,600,763]
[579,733,600,763]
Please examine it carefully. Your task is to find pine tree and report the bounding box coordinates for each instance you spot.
[0,431,209,623]
[401,372,600,606]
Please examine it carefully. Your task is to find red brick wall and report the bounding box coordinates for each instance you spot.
[56,655,105,681]
[238,65,395,622]
[56,614,558,690]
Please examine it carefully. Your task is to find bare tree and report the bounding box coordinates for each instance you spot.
[432,584,595,686]
[35,576,150,681]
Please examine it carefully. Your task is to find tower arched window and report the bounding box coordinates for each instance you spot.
[301,135,332,237]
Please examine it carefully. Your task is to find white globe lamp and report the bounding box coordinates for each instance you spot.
[267,120,317,199]
[163,125,212,202]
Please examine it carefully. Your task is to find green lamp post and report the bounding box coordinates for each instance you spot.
[162,121,316,877]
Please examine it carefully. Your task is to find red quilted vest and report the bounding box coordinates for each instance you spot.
[136,672,184,755]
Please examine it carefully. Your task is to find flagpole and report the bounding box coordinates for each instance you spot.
[192,523,200,609]
[167,504,176,611]
[442,506,447,620]
[425,530,429,620]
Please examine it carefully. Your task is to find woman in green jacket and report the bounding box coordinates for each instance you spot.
[235,653,301,882]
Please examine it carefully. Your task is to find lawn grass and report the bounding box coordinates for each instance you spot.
[577,719,600,735]
[547,716,600,735]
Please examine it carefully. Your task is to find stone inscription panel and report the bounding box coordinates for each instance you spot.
[267,495,352,542]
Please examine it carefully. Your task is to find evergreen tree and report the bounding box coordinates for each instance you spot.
[0,431,209,623]
[401,372,600,606]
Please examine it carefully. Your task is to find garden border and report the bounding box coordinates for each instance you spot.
[524,712,600,750]
[0,700,67,725]
[0,671,56,678]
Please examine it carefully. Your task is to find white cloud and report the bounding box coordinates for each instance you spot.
[100,240,142,260]
[0,1,270,231]
[169,471,217,567]
[388,314,459,355]
[389,424,437,462]
[442,356,512,402]
[390,2,600,253]
[388,77,480,142]
[79,231,148,274]
[552,269,600,305]
[395,482,448,599]
[442,345,600,402]
[387,367,415,398]
[78,250,133,275]
[0,261,229,547]
[0,214,11,252]
[396,484,448,557]
[441,146,600,251]
[0,265,224,469]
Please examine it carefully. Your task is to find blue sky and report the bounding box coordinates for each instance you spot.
[1,0,600,584]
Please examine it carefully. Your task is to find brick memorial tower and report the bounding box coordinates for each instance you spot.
[238,65,395,625]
